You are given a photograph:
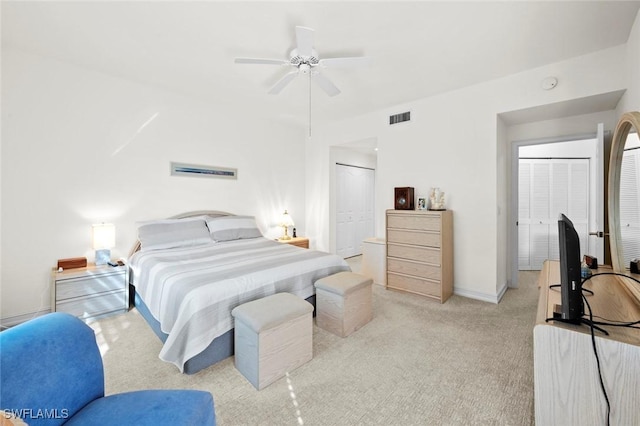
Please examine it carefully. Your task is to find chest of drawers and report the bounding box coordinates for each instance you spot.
[51,263,128,321]
[386,209,453,303]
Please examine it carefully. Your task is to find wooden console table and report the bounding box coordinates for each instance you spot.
[534,260,640,425]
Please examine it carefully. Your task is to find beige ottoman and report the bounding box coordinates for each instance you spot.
[231,292,313,390]
[314,272,373,337]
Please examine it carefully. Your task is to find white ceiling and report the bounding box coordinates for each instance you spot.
[3,1,640,128]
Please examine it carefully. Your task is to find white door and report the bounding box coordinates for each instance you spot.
[518,158,590,270]
[336,164,375,258]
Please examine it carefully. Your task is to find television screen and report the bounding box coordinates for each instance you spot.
[557,213,583,323]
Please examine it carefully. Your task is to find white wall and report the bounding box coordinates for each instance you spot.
[308,44,628,303]
[617,8,640,115]
[1,49,306,322]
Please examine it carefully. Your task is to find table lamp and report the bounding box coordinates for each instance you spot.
[279,210,294,240]
[92,223,115,265]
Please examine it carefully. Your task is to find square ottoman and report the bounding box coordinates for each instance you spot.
[314,271,373,337]
[231,292,313,390]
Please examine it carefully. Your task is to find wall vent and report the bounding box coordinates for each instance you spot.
[389,111,411,125]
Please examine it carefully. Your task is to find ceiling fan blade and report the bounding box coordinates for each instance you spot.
[319,57,372,68]
[235,58,289,66]
[311,71,340,97]
[268,70,298,95]
[295,26,315,57]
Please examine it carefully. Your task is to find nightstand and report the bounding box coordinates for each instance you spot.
[51,263,129,321]
[277,237,309,249]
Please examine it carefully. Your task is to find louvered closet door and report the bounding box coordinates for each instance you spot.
[518,162,532,268]
[519,159,590,270]
[620,149,640,265]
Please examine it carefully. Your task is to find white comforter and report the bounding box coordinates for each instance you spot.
[129,237,350,371]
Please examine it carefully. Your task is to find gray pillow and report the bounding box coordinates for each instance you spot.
[206,216,262,242]
[138,218,212,251]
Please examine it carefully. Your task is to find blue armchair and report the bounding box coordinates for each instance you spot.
[0,312,215,425]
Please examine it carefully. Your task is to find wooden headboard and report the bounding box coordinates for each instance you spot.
[128,210,233,257]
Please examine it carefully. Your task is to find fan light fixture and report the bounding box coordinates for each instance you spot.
[235,26,371,137]
[234,26,371,97]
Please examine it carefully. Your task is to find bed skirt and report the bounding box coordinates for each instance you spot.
[134,290,316,374]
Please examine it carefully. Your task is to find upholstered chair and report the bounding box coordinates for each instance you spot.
[0,312,215,425]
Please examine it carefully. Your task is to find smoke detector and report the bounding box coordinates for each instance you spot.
[541,76,558,90]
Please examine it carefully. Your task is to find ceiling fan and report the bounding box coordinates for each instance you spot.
[235,26,371,97]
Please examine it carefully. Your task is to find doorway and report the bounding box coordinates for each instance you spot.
[510,125,605,287]
[335,164,375,258]
[518,158,590,270]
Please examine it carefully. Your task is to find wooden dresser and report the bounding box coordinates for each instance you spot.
[534,260,640,425]
[385,209,453,303]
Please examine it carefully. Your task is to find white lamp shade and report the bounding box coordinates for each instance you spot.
[92,223,116,249]
[280,210,295,227]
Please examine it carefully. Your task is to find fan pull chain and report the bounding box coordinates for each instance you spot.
[308,73,312,138]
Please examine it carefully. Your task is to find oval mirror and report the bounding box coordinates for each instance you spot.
[608,111,640,273]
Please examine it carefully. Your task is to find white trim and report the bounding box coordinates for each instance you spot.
[454,283,508,304]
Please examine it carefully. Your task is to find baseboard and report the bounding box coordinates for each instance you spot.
[0,309,51,330]
[454,283,508,304]
[496,281,509,303]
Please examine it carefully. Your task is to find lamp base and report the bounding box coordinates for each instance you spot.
[95,249,111,265]
[280,235,292,240]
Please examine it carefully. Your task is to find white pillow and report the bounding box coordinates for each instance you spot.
[137,218,212,251]
[206,216,263,242]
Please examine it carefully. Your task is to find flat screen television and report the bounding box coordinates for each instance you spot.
[557,213,583,323]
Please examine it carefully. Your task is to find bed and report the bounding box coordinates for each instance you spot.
[128,211,350,374]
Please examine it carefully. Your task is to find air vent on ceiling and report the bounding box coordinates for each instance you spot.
[389,111,411,125]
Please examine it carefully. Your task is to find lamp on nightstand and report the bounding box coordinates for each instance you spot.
[279,210,294,240]
[92,223,115,265]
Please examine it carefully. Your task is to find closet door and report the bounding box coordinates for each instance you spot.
[566,160,590,257]
[519,159,590,270]
[336,164,375,258]
[529,161,552,270]
[518,162,532,269]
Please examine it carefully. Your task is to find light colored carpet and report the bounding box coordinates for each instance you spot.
[92,269,539,426]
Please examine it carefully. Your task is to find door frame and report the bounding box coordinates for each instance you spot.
[509,130,604,287]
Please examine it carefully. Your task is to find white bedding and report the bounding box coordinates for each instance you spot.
[128,237,350,371]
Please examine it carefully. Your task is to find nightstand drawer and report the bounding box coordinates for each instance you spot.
[51,263,128,321]
[56,289,127,319]
[277,237,309,249]
[56,272,125,300]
